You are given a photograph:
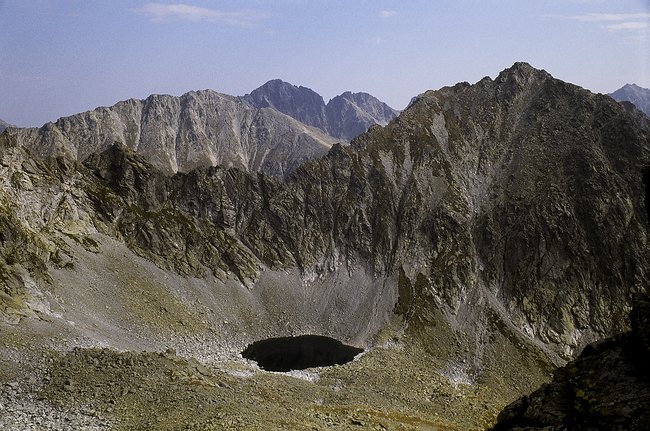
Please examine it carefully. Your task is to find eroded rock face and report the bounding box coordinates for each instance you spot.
[5,90,336,179]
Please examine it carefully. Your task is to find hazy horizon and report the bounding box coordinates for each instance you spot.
[1,0,649,127]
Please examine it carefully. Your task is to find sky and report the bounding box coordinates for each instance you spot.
[1,0,649,127]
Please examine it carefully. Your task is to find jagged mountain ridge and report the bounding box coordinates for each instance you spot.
[0,62,648,429]
[610,83,650,116]
[2,63,648,358]
[242,79,399,140]
[5,90,337,179]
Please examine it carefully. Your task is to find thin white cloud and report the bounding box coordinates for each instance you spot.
[607,21,648,31]
[132,3,265,25]
[545,12,649,39]
[569,13,650,22]
[379,10,396,18]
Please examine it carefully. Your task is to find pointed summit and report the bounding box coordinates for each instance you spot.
[243,80,329,131]
[495,62,551,86]
[326,92,399,141]
[610,83,650,116]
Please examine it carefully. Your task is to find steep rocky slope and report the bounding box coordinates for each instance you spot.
[1,62,648,429]
[490,157,650,431]
[610,83,650,116]
[0,134,549,431]
[243,79,399,140]
[5,90,336,179]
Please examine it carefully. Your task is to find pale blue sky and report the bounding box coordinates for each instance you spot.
[1,0,649,126]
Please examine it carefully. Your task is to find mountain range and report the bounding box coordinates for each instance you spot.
[3,82,398,181]
[0,63,648,430]
[610,83,650,116]
[242,79,399,140]
[5,90,336,180]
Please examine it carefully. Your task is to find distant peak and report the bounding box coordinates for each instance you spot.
[262,78,292,87]
[622,83,647,91]
[247,79,322,99]
[610,83,650,96]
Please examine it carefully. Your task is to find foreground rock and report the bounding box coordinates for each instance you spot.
[490,296,650,431]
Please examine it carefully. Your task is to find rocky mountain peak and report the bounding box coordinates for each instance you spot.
[326,91,399,141]
[242,79,329,131]
[1,62,649,430]
[243,80,399,141]
[495,61,551,88]
[610,83,650,116]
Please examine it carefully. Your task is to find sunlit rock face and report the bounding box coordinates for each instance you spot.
[5,90,337,179]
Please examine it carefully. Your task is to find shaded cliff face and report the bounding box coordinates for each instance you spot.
[490,167,650,430]
[243,79,399,141]
[243,79,330,132]
[5,90,336,179]
[610,83,650,116]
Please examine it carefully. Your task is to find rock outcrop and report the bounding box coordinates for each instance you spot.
[610,83,650,116]
[243,79,399,140]
[5,90,336,179]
